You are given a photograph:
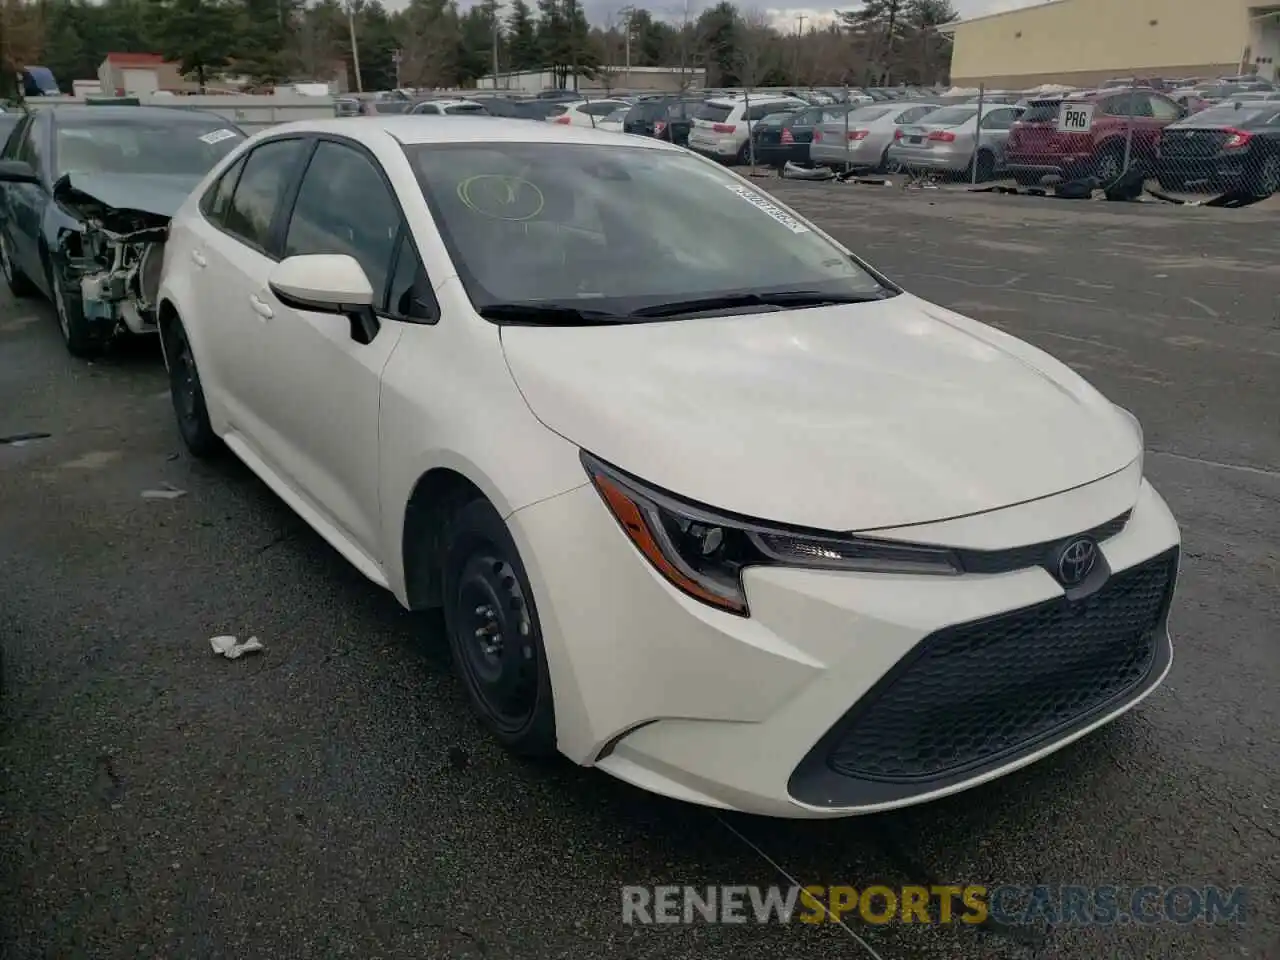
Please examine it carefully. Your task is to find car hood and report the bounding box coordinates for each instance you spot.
[500,294,1140,532]
[53,172,203,222]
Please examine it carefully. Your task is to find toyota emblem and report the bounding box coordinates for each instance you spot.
[1057,537,1098,586]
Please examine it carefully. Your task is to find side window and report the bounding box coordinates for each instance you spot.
[200,155,246,223]
[981,108,1015,130]
[385,231,438,321]
[413,103,440,115]
[223,138,307,252]
[283,140,401,303]
[1148,95,1181,120]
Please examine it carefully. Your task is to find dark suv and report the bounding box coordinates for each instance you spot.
[621,98,704,146]
[1004,88,1185,184]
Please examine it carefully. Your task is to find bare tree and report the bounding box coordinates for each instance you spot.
[734,9,779,172]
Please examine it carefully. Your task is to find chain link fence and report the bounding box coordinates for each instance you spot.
[713,80,1280,203]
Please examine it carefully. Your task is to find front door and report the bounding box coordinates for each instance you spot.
[247,138,411,561]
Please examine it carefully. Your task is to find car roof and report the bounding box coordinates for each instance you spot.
[267,115,682,149]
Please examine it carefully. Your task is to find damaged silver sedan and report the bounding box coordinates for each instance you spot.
[0,105,245,357]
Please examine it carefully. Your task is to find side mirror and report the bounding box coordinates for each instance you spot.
[0,159,40,185]
[268,254,380,344]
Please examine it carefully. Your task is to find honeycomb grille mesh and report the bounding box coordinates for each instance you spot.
[828,549,1177,782]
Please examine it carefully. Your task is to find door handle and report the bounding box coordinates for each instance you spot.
[190,249,206,268]
[249,294,273,320]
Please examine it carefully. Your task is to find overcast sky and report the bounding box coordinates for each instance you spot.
[432,0,1048,27]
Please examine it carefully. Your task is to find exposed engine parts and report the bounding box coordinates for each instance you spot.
[53,175,169,336]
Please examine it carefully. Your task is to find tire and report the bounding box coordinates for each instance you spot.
[966,150,995,183]
[1248,152,1280,198]
[164,314,221,458]
[1093,145,1124,185]
[735,142,751,165]
[47,257,102,359]
[0,233,35,297]
[442,497,557,758]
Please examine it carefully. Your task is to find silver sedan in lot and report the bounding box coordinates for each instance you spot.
[887,103,1024,180]
[810,101,942,172]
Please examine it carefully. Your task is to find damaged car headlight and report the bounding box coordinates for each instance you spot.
[583,452,961,617]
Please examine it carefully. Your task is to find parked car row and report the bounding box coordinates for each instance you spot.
[0,108,1183,821]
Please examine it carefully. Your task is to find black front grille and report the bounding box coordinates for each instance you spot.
[1160,130,1227,158]
[825,547,1178,783]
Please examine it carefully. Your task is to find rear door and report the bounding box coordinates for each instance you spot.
[195,136,311,444]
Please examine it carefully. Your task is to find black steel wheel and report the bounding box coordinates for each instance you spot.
[165,315,220,458]
[442,498,556,756]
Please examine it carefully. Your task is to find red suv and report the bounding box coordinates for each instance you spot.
[1005,89,1186,185]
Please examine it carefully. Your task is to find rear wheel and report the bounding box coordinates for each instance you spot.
[1093,145,1125,185]
[164,314,220,458]
[442,498,557,757]
[1248,152,1280,198]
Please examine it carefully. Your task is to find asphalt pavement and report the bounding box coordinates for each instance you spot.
[1,187,1277,960]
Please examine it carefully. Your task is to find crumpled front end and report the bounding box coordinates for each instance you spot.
[54,176,169,336]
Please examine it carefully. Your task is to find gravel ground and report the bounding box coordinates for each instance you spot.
[1,186,1276,960]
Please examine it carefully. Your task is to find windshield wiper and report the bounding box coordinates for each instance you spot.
[478,302,628,326]
[628,290,889,319]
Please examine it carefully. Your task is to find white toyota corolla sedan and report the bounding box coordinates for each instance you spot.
[157,117,1180,818]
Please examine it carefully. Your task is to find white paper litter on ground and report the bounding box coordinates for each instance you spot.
[210,635,265,659]
[142,482,187,500]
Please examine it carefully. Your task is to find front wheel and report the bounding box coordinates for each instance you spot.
[442,498,557,757]
[1093,146,1124,185]
[164,314,221,458]
[49,264,102,359]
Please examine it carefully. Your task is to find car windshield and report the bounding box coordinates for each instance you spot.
[54,119,245,178]
[917,107,977,125]
[695,103,733,122]
[405,142,892,320]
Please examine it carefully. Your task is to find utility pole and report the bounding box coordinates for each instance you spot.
[488,0,501,87]
[568,0,578,92]
[794,13,806,80]
[619,5,634,73]
[392,48,402,89]
[348,0,363,93]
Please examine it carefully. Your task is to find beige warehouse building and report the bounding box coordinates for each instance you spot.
[940,0,1280,89]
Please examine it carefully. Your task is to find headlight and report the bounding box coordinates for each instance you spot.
[582,453,961,617]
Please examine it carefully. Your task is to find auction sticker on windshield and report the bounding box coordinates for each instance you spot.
[199,128,239,145]
[725,185,810,234]
[1057,102,1094,133]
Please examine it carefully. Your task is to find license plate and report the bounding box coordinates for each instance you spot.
[909,136,923,144]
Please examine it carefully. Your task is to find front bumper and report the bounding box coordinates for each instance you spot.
[508,470,1179,818]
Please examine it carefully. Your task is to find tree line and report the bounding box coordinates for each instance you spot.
[0,0,957,96]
